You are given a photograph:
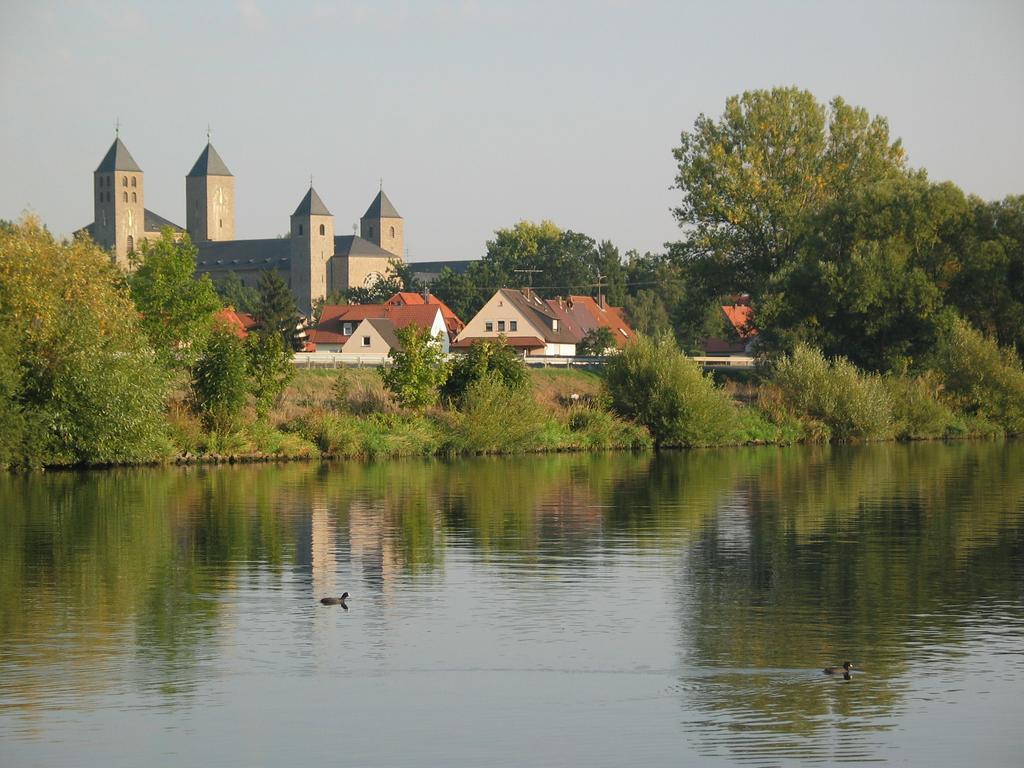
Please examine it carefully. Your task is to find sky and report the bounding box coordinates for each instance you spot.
[1,0,1022,263]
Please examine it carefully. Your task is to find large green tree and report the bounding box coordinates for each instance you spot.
[379,325,451,410]
[255,271,298,337]
[129,230,221,369]
[672,87,907,299]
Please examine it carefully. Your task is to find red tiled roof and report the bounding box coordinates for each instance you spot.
[385,291,464,335]
[551,295,634,348]
[309,303,443,345]
[215,308,254,340]
[722,304,756,339]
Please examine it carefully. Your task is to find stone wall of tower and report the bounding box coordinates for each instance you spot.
[94,169,144,269]
[290,213,334,315]
[186,175,235,243]
[360,216,403,259]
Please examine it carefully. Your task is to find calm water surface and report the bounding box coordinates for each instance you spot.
[1,443,1023,766]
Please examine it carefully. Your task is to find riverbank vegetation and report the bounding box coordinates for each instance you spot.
[3,86,1024,469]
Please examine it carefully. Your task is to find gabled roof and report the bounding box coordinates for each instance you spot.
[96,138,142,173]
[215,308,258,339]
[385,291,464,334]
[550,295,634,348]
[187,142,233,177]
[722,304,756,339]
[195,237,291,271]
[362,190,401,219]
[293,187,332,217]
[451,335,545,351]
[362,318,402,350]
[497,289,578,345]
[310,303,443,345]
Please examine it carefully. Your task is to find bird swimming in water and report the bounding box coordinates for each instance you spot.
[823,661,853,679]
[320,592,350,607]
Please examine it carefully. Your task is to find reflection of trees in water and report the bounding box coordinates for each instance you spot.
[676,441,1024,762]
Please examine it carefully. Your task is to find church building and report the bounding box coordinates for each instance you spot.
[80,135,405,315]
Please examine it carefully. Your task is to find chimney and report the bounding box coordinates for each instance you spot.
[422,284,430,303]
[598,293,606,309]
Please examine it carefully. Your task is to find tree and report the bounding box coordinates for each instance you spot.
[379,325,451,410]
[0,217,169,466]
[256,271,298,337]
[441,338,528,403]
[129,229,221,369]
[577,326,617,356]
[190,323,249,432]
[245,331,295,419]
[429,267,479,322]
[214,271,260,315]
[672,88,907,299]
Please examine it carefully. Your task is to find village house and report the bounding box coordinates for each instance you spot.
[453,288,634,357]
[309,302,450,355]
[702,297,758,357]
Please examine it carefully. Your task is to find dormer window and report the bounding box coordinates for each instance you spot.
[552,319,559,331]
[343,322,353,336]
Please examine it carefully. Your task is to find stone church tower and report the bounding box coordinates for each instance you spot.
[360,189,403,258]
[93,137,145,269]
[186,142,234,242]
[290,186,334,315]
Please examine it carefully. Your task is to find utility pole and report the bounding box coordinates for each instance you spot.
[514,268,542,291]
[594,271,607,308]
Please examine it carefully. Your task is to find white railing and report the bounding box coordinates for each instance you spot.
[291,352,391,368]
[291,352,756,370]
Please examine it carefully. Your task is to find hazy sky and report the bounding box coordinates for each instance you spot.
[2,0,1022,263]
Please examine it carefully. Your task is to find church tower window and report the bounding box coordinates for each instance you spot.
[127,235,134,253]
[123,192,128,202]
[131,177,136,187]
[122,176,128,187]
[319,224,325,236]
[132,192,137,202]
[390,226,395,238]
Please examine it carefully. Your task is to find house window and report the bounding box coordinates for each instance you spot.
[498,321,506,332]
[343,322,353,336]
[510,321,517,332]
[319,224,325,236]
[361,336,371,347]
[485,321,493,332]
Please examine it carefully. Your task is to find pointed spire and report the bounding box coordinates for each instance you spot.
[362,189,401,219]
[293,186,331,217]
[96,137,142,172]
[187,142,232,177]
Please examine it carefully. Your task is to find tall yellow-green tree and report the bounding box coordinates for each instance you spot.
[0,218,169,466]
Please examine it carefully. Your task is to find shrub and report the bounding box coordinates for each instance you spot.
[771,344,894,441]
[932,316,1024,434]
[603,333,738,447]
[245,331,295,418]
[445,373,548,454]
[884,372,958,440]
[565,402,653,449]
[190,324,249,432]
[441,338,529,403]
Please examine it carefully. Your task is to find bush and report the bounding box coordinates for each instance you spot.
[932,316,1024,434]
[190,324,249,432]
[0,218,171,466]
[444,373,549,454]
[441,338,529,403]
[565,402,652,449]
[884,372,959,440]
[603,333,738,447]
[245,331,295,418]
[771,344,894,441]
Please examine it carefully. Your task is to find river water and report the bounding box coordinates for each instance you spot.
[1,443,1022,766]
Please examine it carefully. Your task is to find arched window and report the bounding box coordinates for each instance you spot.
[127,235,134,253]
[132,192,137,202]
[319,224,325,236]
[123,192,128,202]
[122,176,127,187]
[390,226,395,238]
[219,219,223,229]
[131,177,136,187]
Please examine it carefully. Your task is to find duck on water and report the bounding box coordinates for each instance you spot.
[823,661,853,679]
[320,592,350,607]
